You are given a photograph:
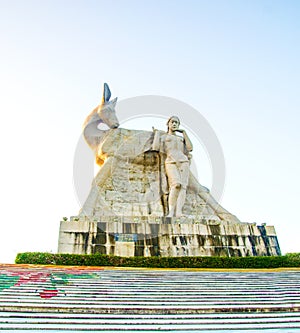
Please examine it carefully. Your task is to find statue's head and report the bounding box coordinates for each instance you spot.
[98,83,119,129]
[167,116,180,131]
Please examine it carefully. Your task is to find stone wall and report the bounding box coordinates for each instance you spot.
[58,217,281,257]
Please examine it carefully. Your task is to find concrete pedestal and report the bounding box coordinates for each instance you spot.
[58,216,281,257]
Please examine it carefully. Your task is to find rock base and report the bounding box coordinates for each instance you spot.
[58,217,281,257]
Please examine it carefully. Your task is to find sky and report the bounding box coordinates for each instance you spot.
[0,0,299,263]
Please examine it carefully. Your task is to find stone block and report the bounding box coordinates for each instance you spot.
[105,222,115,234]
[249,225,262,236]
[264,225,277,236]
[136,223,146,234]
[198,224,209,235]
[59,221,96,233]
[112,202,133,215]
[239,224,251,236]
[223,224,238,235]
[180,224,190,234]
[160,235,171,246]
[105,190,122,202]
[115,241,135,257]
[58,232,77,245]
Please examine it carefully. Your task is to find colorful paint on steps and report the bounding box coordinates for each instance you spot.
[0,267,100,299]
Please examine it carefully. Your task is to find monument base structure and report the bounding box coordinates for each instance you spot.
[58,217,281,257]
[58,84,281,258]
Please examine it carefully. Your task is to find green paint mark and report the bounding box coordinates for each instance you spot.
[50,272,99,287]
[0,275,20,290]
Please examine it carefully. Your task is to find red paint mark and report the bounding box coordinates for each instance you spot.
[39,289,58,299]
[14,271,49,286]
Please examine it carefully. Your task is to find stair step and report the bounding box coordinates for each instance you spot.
[0,265,300,331]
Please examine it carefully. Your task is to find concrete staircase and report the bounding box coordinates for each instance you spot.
[0,264,300,331]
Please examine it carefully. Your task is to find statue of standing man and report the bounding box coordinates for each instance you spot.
[152,116,193,217]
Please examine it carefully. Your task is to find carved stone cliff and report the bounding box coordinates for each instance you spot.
[79,128,240,223]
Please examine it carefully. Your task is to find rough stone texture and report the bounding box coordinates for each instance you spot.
[58,217,281,257]
[79,128,239,223]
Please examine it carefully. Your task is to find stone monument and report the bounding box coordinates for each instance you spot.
[58,84,281,257]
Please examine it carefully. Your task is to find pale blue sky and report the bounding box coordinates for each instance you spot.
[0,0,299,262]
